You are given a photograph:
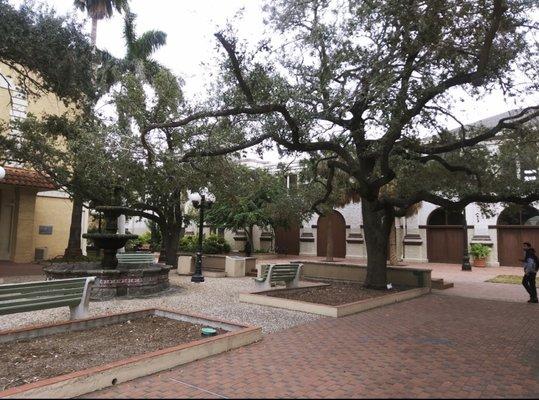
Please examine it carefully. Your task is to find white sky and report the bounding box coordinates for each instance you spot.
[11,0,539,162]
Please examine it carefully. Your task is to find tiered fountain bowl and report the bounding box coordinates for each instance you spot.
[43,205,171,300]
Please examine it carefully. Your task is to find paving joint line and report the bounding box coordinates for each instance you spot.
[169,377,229,399]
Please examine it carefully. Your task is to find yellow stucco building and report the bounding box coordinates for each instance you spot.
[0,65,88,263]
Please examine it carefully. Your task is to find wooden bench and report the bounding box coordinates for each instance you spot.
[117,252,156,266]
[0,277,95,320]
[255,264,302,290]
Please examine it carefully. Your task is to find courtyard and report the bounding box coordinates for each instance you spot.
[1,258,538,398]
[83,293,539,399]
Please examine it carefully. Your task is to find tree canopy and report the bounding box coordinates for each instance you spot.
[144,0,539,287]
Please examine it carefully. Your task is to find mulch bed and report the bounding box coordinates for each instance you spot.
[263,281,407,306]
[0,315,224,391]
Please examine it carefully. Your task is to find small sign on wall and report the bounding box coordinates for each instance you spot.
[38,225,53,235]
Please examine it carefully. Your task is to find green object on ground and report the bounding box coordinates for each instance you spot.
[486,275,538,285]
[201,327,217,336]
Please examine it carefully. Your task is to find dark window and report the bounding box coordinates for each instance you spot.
[427,208,465,225]
[497,205,539,225]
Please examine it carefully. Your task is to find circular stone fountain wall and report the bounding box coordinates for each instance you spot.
[43,262,171,301]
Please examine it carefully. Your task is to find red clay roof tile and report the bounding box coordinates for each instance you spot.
[1,166,56,190]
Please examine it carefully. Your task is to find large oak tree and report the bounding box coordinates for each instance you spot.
[146,0,539,288]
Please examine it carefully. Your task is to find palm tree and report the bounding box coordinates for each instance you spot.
[63,1,128,259]
[121,12,167,83]
[74,0,129,46]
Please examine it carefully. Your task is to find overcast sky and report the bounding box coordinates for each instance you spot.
[10,1,539,162]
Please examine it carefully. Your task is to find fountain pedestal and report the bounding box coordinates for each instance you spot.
[43,205,171,300]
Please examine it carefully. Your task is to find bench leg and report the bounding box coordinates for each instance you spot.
[69,277,93,320]
[290,265,302,288]
[69,304,88,320]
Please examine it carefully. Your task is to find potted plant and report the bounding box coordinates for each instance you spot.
[470,243,491,268]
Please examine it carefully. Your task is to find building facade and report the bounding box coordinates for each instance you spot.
[0,65,89,263]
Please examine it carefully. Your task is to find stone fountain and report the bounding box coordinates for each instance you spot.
[43,205,171,300]
[82,205,138,269]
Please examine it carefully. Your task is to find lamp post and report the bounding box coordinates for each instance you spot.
[189,191,215,283]
[461,207,472,271]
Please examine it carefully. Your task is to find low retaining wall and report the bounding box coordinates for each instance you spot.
[43,264,171,300]
[177,254,256,276]
[240,287,430,317]
[291,260,432,288]
[0,309,262,399]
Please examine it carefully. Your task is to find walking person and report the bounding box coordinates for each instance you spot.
[521,244,538,303]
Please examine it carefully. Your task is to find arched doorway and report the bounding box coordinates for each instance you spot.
[317,211,346,258]
[426,208,465,263]
[274,225,300,255]
[497,205,539,267]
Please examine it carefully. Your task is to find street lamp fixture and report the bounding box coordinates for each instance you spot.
[0,166,6,180]
[188,190,215,283]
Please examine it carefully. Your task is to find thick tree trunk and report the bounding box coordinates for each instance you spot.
[244,225,254,257]
[91,18,98,47]
[161,224,181,268]
[64,194,84,259]
[388,219,398,266]
[362,199,393,289]
[325,215,334,262]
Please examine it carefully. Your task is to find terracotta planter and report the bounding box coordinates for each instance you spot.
[473,258,486,268]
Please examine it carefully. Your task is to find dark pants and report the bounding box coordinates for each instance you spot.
[522,273,537,301]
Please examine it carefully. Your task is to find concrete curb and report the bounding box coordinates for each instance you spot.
[0,309,262,399]
[240,287,430,317]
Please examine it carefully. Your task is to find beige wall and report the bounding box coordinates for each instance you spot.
[34,195,73,260]
[1,65,79,263]
[11,187,38,263]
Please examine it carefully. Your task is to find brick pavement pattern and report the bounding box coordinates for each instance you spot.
[84,294,539,399]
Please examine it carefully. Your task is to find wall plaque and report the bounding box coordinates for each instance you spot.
[39,225,53,235]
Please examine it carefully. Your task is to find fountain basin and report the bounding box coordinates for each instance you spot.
[82,233,138,250]
[43,262,171,300]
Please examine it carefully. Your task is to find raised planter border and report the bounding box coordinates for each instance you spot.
[0,309,262,399]
[239,286,430,318]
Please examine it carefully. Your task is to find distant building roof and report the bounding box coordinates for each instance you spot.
[1,166,56,190]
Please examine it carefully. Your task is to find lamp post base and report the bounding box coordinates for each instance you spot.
[462,256,472,271]
[191,274,205,283]
[191,251,205,283]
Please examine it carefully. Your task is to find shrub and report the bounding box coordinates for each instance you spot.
[179,235,198,253]
[179,234,231,254]
[470,243,491,259]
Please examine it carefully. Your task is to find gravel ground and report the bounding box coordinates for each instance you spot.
[0,273,321,334]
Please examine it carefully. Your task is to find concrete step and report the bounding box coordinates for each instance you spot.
[432,278,454,290]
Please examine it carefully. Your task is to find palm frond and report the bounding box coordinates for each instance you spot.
[134,30,167,60]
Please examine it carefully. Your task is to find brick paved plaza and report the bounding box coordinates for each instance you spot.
[85,294,539,399]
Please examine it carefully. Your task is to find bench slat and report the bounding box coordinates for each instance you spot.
[0,287,84,302]
[0,297,82,315]
[0,282,85,295]
[0,278,89,290]
[0,293,84,309]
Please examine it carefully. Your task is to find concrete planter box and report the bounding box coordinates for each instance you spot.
[177,253,256,276]
[0,309,262,399]
[225,256,257,277]
[240,286,430,317]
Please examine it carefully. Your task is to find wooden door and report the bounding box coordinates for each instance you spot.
[497,226,539,267]
[317,211,346,258]
[426,226,465,263]
[275,225,300,255]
